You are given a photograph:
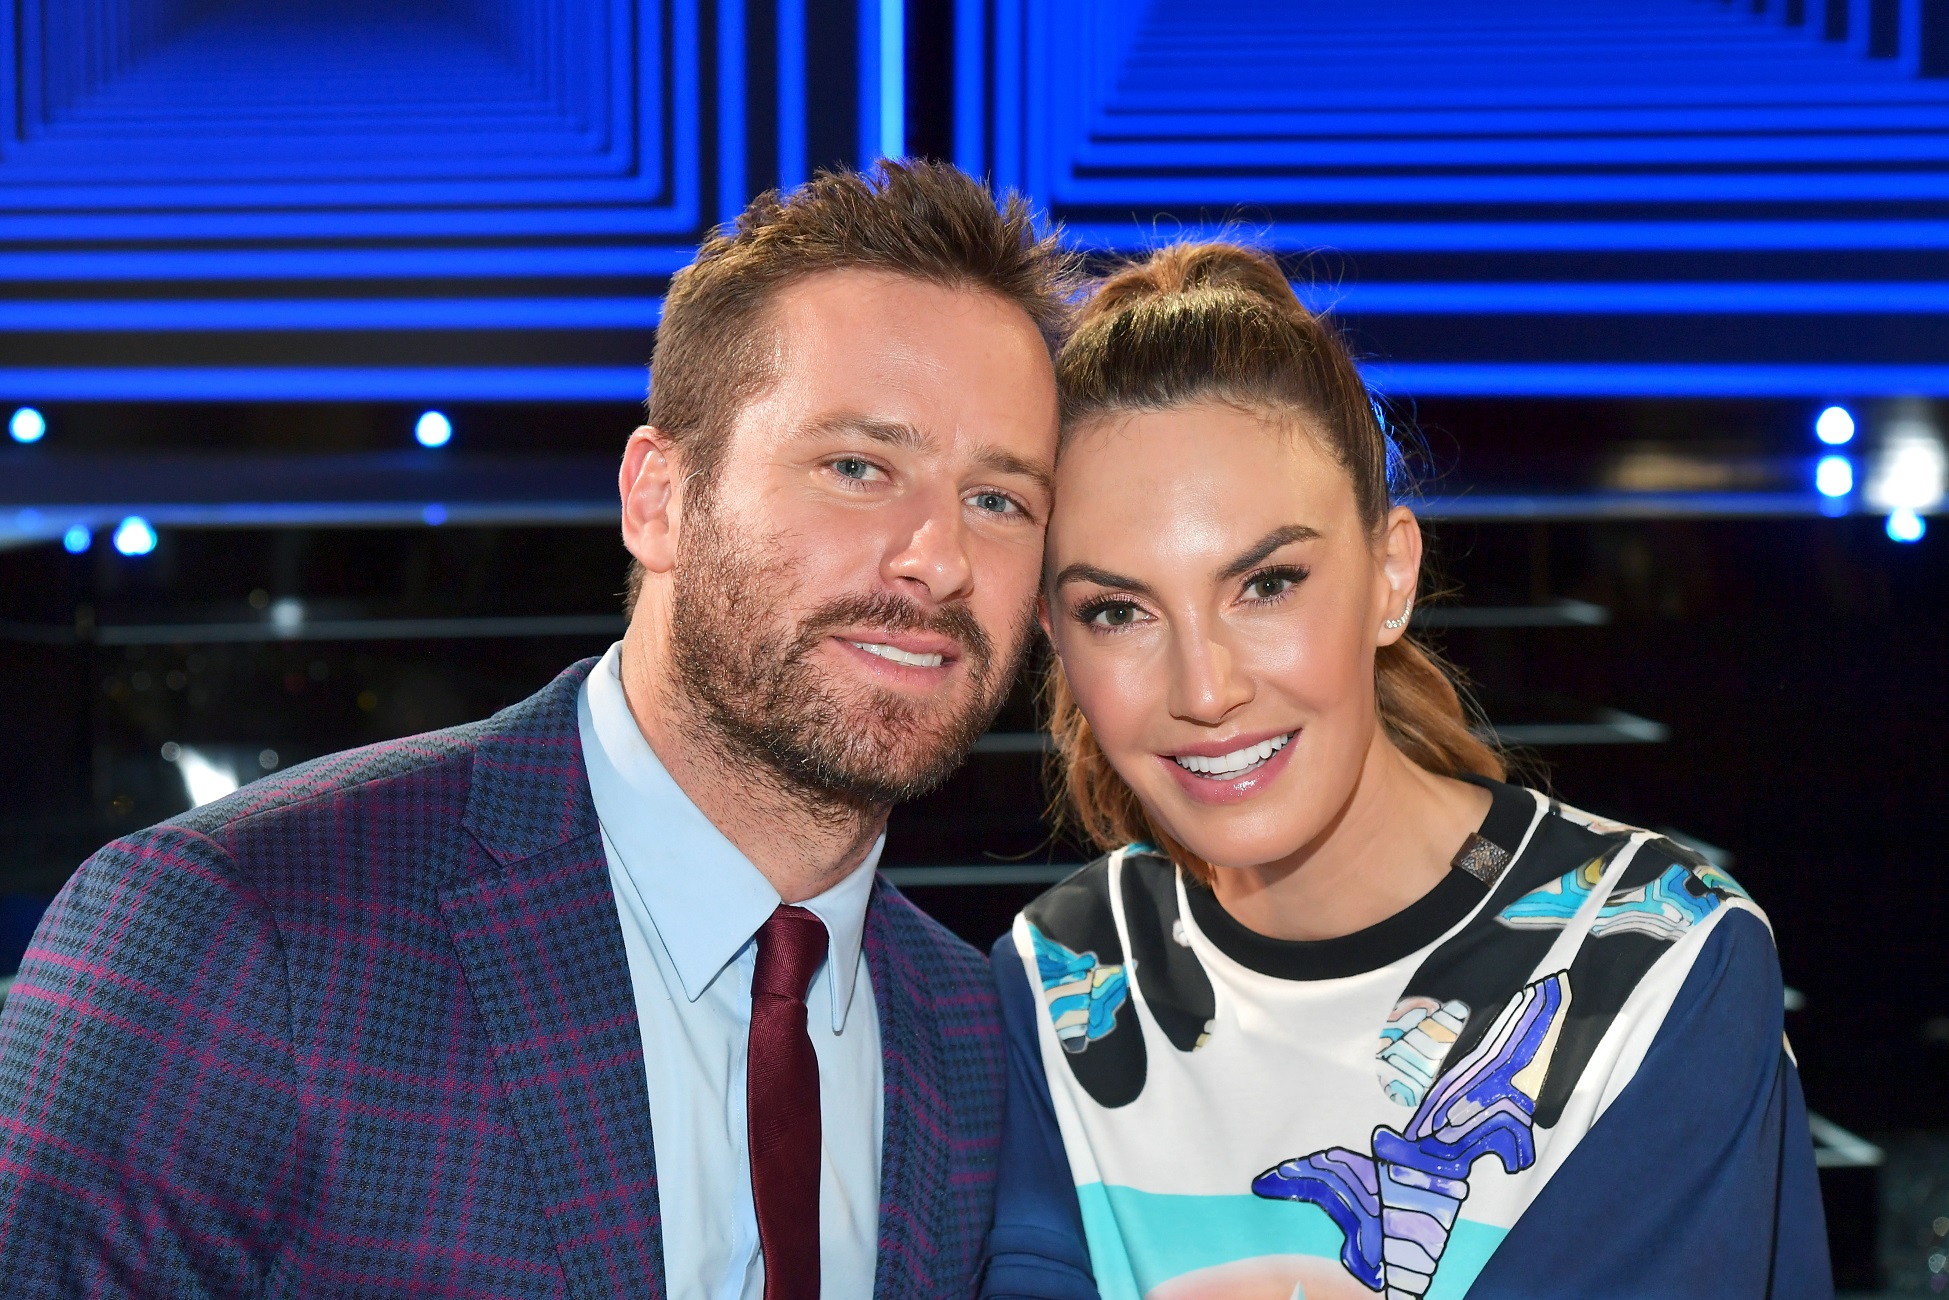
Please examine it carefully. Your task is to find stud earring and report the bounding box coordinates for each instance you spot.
[1383,598,1413,631]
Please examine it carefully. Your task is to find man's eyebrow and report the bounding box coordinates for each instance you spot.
[801,413,932,449]
[1216,524,1323,581]
[1052,563,1157,599]
[974,446,1054,494]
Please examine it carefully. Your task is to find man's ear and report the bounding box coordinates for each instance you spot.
[1036,593,1055,642]
[620,425,681,575]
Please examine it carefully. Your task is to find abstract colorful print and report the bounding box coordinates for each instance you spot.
[1030,923,1130,1054]
[1496,857,1606,930]
[1254,973,1573,1297]
[1375,997,1470,1109]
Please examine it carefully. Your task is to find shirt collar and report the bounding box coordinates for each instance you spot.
[577,642,880,1031]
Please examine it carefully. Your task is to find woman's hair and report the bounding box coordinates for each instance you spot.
[1044,240,1504,884]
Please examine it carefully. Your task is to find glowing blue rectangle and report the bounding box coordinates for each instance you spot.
[0,367,649,401]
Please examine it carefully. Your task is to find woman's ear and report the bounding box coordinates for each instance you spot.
[1377,505,1423,645]
[619,426,681,575]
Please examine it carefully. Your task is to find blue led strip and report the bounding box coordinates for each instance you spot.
[0,368,649,402]
[0,0,886,401]
[958,0,1949,392]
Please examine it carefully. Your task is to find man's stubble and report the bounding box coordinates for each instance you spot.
[667,493,1038,818]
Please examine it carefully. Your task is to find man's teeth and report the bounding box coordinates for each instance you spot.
[849,641,945,669]
[1173,733,1292,777]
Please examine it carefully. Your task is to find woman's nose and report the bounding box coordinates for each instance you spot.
[1167,629,1253,725]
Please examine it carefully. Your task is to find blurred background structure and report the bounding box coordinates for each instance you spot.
[2,0,1948,1288]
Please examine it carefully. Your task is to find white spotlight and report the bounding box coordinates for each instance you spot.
[112,516,157,556]
[1815,406,1855,446]
[1864,419,1947,513]
[415,410,452,448]
[170,746,240,808]
[8,407,45,444]
[1815,455,1853,498]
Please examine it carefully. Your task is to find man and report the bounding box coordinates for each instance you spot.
[0,161,1072,1298]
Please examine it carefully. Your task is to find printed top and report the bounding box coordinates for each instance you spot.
[982,779,1832,1300]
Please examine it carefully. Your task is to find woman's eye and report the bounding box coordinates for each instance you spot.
[1247,575,1290,599]
[1084,601,1142,629]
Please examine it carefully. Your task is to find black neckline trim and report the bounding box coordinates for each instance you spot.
[1182,778,1535,981]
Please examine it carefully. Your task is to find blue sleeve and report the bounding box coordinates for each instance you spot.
[1469,910,1833,1299]
[980,932,1101,1300]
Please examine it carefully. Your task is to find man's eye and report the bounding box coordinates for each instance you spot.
[969,491,1019,516]
[833,457,874,480]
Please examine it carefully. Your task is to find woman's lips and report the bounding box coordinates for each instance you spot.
[1157,729,1299,806]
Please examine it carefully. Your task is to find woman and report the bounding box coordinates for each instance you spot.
[980,244,1829,1300]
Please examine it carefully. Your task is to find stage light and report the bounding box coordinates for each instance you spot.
[270,597,305,634]
[112,516,157,556]
[62,524,92,554]
[1815,455,1853,498]
[1864,420,1947,513]
[1814,406,1855,446]
[170,745,239,808]
[422,503,448,526]
[1886,508,1926,543]
[8,407,44,443]
[415,410,452,447]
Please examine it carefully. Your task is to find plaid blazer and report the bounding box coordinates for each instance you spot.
[0,659,1005,1298]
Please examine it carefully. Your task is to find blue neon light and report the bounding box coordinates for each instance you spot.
[777,0,808,188]
[112,517,158,557]
[415,412,454,448]
[1816,455,1854,497]
[8,408,45,444]
[423,504,450,526]
[1887,508,1927,542]
[1361,363,1949,399]
[1816,406,1858,444]
[0,368,647,402]
[881,0,906,160]
[62,524,92,554]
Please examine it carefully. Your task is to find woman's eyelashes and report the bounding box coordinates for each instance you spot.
[1238,564,1309,605]
[1073,594,1153,633]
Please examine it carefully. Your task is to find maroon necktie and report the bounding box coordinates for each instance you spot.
[748,905,827,1300]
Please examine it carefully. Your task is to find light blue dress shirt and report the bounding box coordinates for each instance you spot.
[577,643,884,1300]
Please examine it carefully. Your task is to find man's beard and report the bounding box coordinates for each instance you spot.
[668,499,1034,811]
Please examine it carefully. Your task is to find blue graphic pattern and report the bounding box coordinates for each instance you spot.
[1030,924,1130,1054]
[1254,973,1572,1297]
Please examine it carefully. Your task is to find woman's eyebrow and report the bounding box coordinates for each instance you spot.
[1216,524,1322,581]
[1052,563,1156,599]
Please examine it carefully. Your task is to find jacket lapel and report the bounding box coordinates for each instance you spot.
[437,660,666,1300]
[865,880,953,1297]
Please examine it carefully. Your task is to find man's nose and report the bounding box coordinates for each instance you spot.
[882,497,976,606]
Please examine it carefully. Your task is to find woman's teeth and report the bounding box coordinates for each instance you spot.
[849,641,945,669]
[1172,732,1292,778]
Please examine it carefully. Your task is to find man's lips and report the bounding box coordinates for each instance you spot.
[829,630,962,672]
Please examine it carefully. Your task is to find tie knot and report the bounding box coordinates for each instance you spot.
[753,905,827,1003]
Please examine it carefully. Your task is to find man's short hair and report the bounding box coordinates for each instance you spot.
[624,160,1074,615]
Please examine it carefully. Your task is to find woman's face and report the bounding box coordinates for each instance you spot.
[1043,400,1419,871]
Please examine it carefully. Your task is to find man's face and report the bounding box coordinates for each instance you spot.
[667,269,1059,806]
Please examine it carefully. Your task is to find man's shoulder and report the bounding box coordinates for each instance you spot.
[866,877,998,1011]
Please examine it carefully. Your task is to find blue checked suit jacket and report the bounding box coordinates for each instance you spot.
[0,659,1006,1298]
